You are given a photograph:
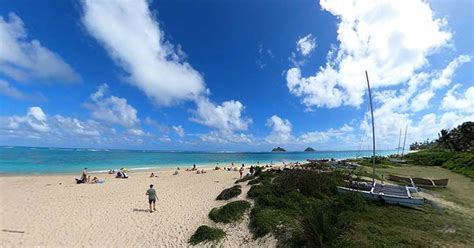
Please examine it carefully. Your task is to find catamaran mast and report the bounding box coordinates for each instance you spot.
[401,125,408,158]
[365,71,376,184]
[397,128,402,156]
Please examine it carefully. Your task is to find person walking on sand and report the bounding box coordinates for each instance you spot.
[146,184,157,213]
[239,166,244,178]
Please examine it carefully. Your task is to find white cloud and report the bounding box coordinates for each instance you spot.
[7,106,50,132]
[85,84,139,128]
[144,117,169,133]
[127,128,146,136]
[296,34,316,56]
[298,124,354,144]
[0,79,45,101]
[198,130,253,144]
[431,55,471,89]
[265,115,293,144]
[441,85,474,113]
[172,125,185,137]
[410,89,434,112]
[0,107,153,147]
[191,97,252,132]
[287,0,452,108]
[53,115,101,136]
[82,0,204,106]
[0,13,79,82]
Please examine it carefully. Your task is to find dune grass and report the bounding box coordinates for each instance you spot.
[209,200,251,223]
[216,185,242,200]
[189,225,226,245]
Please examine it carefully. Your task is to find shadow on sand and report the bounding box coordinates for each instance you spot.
[133,208,152,213]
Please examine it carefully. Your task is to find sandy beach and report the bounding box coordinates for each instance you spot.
[0,166,278,247]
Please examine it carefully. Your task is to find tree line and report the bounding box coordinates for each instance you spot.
[410,121,474,152]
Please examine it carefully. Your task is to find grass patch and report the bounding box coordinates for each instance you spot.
[216,185,242,200]
[405,150,474,179]
[189,225,226,245]
[209,200,251,223]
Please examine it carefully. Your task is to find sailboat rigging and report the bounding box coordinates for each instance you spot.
[337,71,424,207]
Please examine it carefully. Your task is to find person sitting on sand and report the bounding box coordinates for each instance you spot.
[201,169,206,174]
[197,170,201,174]
[173,170,179,175]
[215,166,220,170]
[146,184,157,213]
[150,172,155,178]
[177,167,180,170]
[82,168,88,182]
[87,175,91,183]
[91,177,99,184]
[233,167,238,171]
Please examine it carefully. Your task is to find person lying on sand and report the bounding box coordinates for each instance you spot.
[146,184,157,213]
[201,169,206,174]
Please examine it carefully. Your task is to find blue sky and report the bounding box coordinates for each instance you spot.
[0,0,472,151]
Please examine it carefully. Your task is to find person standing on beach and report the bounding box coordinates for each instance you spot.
[82,168,88,183]
[146,184,157,213]
[239,166,244,178]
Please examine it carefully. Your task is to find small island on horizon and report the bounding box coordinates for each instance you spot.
[304,147,316,152]
[271,147,286,152]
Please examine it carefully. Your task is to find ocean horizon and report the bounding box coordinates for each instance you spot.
[0,146,397,175]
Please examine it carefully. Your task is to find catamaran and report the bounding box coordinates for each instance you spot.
[337,71,425,207]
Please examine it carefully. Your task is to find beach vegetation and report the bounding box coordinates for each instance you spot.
[216,185,242,200]
[246,169,472,247]
[209,200,251,223]
[188,225,226,245]
[409,121,473,152]
[405,150,474,179]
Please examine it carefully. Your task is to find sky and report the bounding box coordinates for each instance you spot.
[0,0,472,151]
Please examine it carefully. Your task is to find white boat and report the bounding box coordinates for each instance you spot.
[337,183,424,207]
[338,71,425,207]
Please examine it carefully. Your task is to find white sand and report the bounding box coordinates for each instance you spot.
[0,167,278,247]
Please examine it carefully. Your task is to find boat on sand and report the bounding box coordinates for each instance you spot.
[389,174,448,188]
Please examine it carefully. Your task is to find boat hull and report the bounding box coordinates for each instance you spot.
[337,186,425,207]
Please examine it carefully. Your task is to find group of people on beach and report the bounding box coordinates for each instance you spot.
[76,168,102,184]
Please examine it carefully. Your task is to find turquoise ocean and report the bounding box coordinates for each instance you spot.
[0,146,396,174]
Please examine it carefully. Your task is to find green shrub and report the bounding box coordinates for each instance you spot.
[209,200,251,223]
[189,225,226,245]
[405,150,453,166]
[272,170,343,199]
[216,185,242,200]
[442,152,474,179]
[405,150,474,179]
[247,184,271,199]
[249,207,295,238]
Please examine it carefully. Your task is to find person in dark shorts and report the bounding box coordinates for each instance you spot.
[146,184,157,213]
